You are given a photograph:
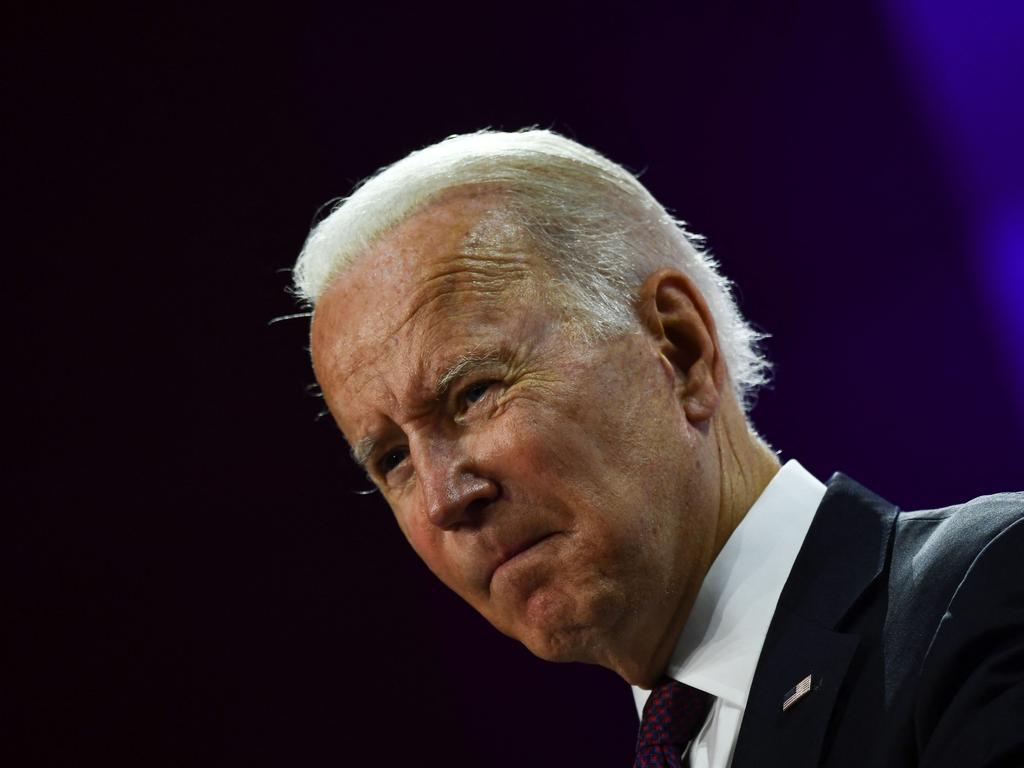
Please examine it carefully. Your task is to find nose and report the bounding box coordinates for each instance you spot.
[417,439,498,530]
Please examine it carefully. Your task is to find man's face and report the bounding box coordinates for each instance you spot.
[311,194,721,679]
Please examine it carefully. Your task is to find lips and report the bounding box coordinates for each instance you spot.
[488,531,557,586]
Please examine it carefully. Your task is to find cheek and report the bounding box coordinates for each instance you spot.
[502,414,639,557]
[472,408,563,489]
[506,406,631,506]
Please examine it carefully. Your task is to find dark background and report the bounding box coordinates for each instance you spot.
[8,2,1023,766]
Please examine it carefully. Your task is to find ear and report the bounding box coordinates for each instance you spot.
[636,268,726,423]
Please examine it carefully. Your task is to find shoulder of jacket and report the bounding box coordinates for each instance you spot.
[880,492,1024,710]
[896,491,1023,560]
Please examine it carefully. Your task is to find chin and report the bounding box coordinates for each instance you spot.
[520,624,595,664]
[513,585,623,665]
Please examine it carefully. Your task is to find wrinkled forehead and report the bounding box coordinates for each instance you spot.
[310,192,549,402]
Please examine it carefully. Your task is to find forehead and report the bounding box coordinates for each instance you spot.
[310,192,549,423]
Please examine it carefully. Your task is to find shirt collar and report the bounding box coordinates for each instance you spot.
[632,459,825,712]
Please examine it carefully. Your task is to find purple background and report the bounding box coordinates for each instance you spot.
[9,1,1022,765]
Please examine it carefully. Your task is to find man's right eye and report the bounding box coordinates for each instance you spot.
[377,448,408,476]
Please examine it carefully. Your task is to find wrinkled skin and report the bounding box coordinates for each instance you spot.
[310,192,759,685]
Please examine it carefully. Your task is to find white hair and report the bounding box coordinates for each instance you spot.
[293,129,770,411]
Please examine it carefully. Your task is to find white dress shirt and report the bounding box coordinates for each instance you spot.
[631,459,826,768]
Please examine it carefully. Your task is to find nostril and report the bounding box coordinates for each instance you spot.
[458,478,501,528]
[463,497,492,525]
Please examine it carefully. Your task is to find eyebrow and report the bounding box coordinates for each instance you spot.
[351,435,378,470]
[349,347,512,471]
[433,348,510,397]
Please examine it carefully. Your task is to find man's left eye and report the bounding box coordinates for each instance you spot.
[462,381,493,406]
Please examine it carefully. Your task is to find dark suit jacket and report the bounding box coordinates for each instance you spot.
[731,474,1024,767]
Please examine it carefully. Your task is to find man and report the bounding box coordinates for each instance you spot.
[293,130,1023,766]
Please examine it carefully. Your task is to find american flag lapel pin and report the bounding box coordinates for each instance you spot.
[782,674,814,712]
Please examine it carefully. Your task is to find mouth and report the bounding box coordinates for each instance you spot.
[489,532,559,587]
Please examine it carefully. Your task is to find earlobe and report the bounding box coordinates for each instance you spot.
[636,269,725,423]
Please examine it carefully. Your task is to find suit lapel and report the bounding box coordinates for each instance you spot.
[731,474,898,768]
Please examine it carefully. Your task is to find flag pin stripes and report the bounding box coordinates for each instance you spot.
[782,674,814,712]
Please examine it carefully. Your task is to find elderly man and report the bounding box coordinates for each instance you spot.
[293,130,1023,767]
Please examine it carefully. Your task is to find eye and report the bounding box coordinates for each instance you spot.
[462,381,492,405]
[459,380,499,410]
[377,447,408,477]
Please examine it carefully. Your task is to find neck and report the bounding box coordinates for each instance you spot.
[628,399,780,688]
[712,407,781,561]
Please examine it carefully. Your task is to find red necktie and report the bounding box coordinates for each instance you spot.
[634,677,713,767]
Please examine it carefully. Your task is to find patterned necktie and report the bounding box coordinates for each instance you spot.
[634,677,713,767]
